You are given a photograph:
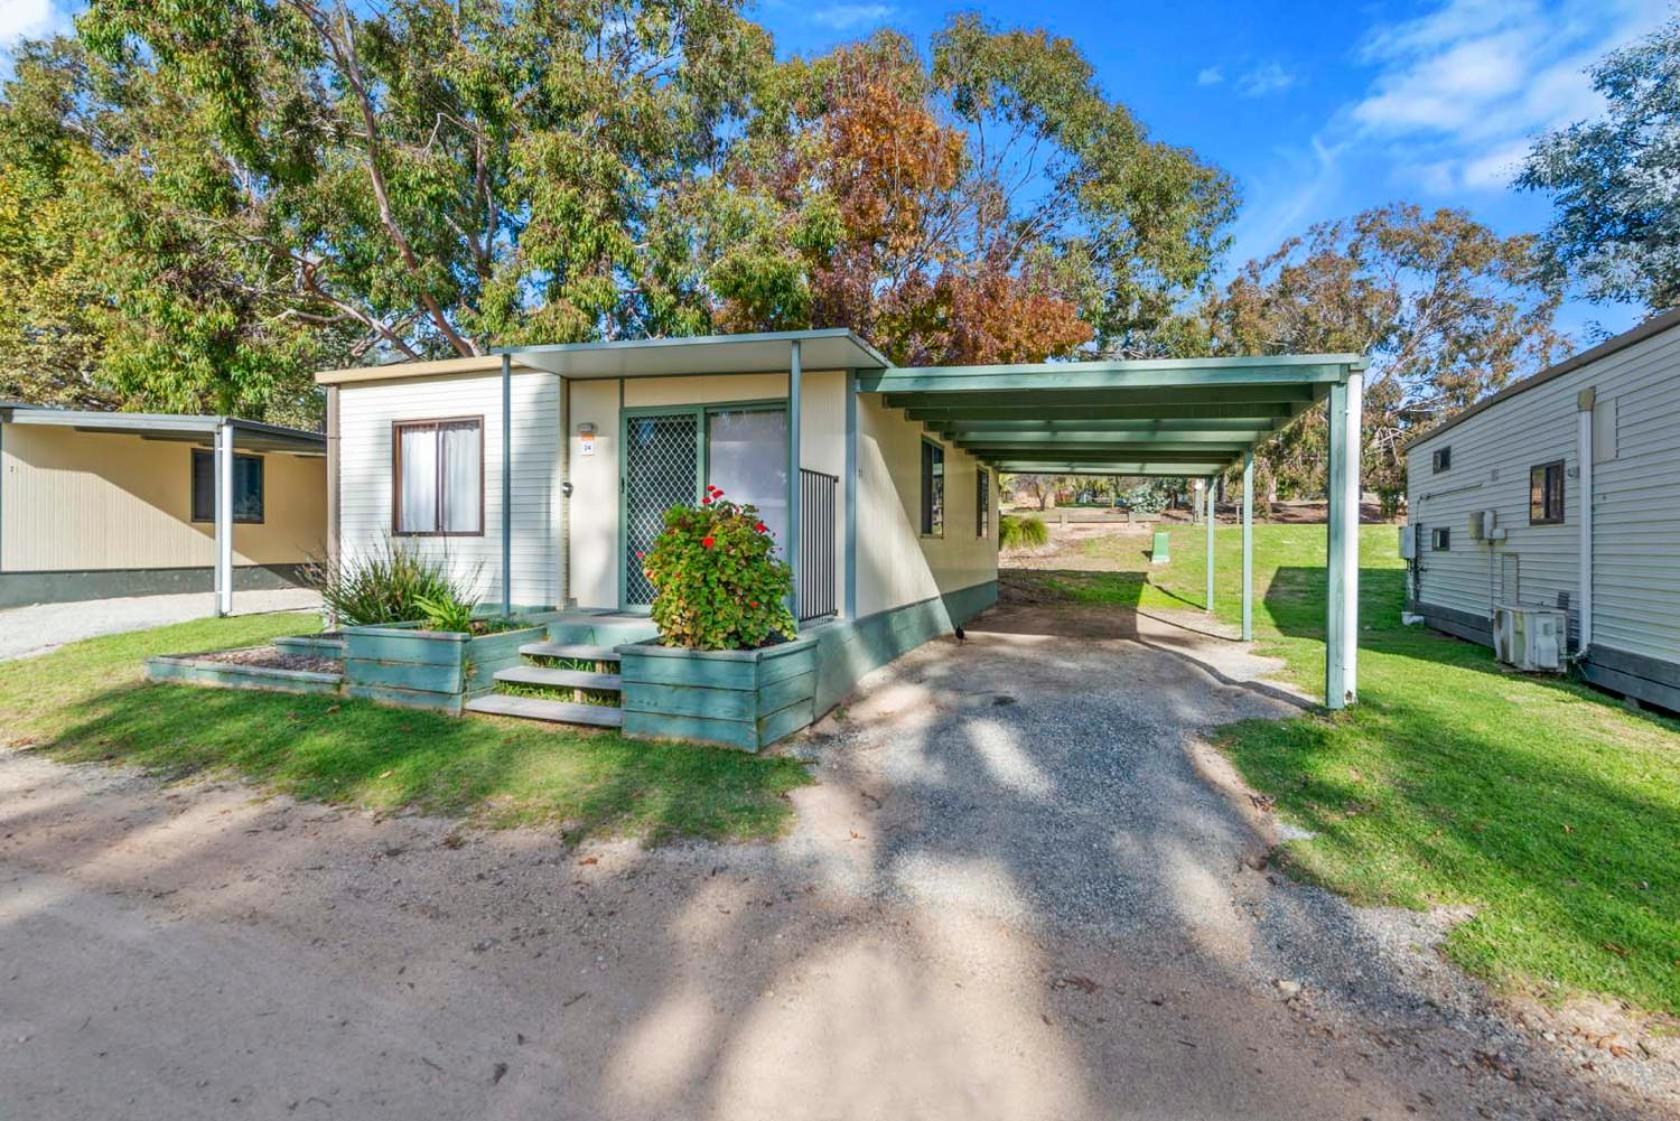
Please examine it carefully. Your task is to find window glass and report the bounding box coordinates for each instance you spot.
[191,449,264,524]
[1432,447,1451,473]
[976,470,990,537]
[920,440,944,535]
[1431,526,1450,551]
[706,408,788,552]
[396,418,481,535]
[1529,461,1565,525]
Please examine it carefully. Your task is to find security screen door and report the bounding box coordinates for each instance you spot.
[624,412,701,606]
[621,405,789,607]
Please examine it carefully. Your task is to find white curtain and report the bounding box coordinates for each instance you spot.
[398,425,438,533]
[707,408,788,554]
[441,422,481,533]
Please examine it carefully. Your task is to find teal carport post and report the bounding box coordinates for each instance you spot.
[1324,371,1364,709]
[1241,450,1254,642]
[1204,477,1215,613]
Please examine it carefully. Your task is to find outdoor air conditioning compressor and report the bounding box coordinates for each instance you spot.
[1493,605,1565,672]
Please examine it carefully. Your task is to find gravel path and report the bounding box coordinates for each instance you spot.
[0,588,321,661]
[0,602,1673,1119]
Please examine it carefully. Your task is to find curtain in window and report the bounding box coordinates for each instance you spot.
[399,425,439,533]
[440,422,481,533]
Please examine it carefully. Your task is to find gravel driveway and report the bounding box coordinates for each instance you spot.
[0,603,1671,1120]
[0,588,321,661]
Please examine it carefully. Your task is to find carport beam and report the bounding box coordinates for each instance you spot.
[1204,477,1215,613]
[1241,451,1253,641]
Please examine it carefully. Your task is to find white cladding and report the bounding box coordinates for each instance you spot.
[1406,319,1680,665]
[336,370,562,608]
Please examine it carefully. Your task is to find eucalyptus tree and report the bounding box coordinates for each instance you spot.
[1518,16,1680,312]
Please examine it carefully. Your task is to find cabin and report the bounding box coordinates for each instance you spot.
[1404,308,1680,711]
[315,331,1369,744]
[0,404,326,609]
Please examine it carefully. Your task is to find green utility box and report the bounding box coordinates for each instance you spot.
[1151,529,1170,564]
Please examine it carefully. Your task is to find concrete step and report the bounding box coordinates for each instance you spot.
[519,642,621,663]
[493,665,622,692]
[464,693,623,727]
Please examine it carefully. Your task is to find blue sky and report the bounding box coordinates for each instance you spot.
[4,0,1670,341]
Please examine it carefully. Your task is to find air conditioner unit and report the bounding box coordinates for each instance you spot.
[1493,605,1565,672]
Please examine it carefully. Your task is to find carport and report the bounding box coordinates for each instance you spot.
[859,354,1368,708]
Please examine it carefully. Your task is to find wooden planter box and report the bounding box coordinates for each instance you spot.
[619,635,818,752]
[146,655,344,696]
[343,622,547,715]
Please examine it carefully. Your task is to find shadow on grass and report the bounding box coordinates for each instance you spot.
[33,681,810,845]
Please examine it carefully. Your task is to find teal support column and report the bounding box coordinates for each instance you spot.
[787,340,803,624]
[501,352,512,617]
[1241,451,1254,641]
[1204,477,1215,613]
[1325,372,1363,709]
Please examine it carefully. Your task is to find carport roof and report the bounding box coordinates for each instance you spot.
[0,403,326,454]
[862,354,1368,477]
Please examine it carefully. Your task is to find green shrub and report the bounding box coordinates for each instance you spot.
[1121,481,1171,515]
[413,589,478,633]
[306,540,473,627]
[999,513,1050,550]
[642,485,797,650]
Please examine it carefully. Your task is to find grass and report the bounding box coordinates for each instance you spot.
[1016,523,1680,1017]
[0,613,809,844]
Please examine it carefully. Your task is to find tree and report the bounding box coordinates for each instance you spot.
[1517,17,1680,311]
[0,38,353,421]
[694,17,1237,365]
[1204,204,1564,513]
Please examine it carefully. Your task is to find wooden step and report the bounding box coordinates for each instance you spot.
[493,665,622,691]
[464,694,623,727]
[519,642,621,663]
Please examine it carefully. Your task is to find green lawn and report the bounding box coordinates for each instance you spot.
[1017,523,1680,1017]
[0,614,808,843]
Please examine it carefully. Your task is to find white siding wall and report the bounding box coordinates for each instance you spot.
[1407,322,1680,664]
[856,394,997,616]
[337,371,562,607]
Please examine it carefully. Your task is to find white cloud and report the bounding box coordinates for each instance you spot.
[1196,66,1224,86]
[1345,0,1669,191]
[1237,61,1298,98]
[810,3,895,30]
[0,0,68,45]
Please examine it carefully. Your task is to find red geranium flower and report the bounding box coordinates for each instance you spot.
[701,496,713,506]
[754,521,768,533]
[701,535,715,549]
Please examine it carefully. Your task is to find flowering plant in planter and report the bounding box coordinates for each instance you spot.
[642,485,797,650]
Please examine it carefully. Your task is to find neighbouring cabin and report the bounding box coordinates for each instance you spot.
[0,405,326,608]
[1404,307,1680,711]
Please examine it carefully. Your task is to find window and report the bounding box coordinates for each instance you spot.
[976,469,991,538]
[920,439,944,536]
[394,418,483,535]
[1529,460,1565,525]
[191,449,264,524]
[1431,526,1451,551]
[1432,446,1452,473]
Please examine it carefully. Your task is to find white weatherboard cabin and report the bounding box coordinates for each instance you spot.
[1404,308,1680,711]
[317,331,1369,737]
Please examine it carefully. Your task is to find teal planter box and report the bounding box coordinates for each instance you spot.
[619,635,818,751]
[343,622,547,715]
[147,655,343,696]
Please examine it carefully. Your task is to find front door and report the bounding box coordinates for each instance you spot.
[623,412,701,606]
[621,404,790,608]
